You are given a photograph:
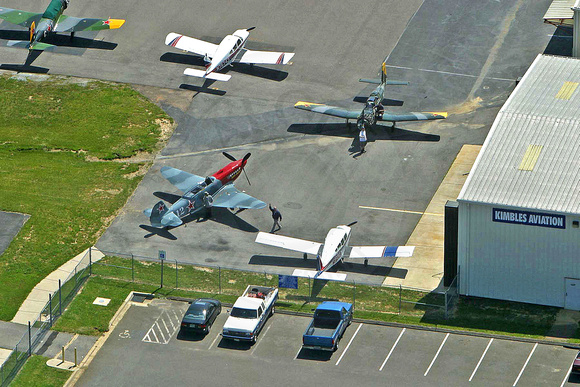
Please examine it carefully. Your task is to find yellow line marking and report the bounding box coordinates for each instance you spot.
[555,81,578,100]
[359,205,444,217]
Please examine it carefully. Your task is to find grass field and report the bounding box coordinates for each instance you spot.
[0,74,171,321]
[53,256,560,340]
[10,355,70,387]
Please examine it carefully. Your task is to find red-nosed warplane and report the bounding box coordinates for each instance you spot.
[165,27,295,82]
[145,152,266,228]
[0,0,125,51]
[255,222,414,281]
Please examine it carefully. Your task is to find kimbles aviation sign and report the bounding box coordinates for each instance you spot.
[492,208,565,229]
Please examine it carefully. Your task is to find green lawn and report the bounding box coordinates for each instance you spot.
[0,75,171,321]
[10,355,71,387]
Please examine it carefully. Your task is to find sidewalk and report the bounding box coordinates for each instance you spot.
[11,247,104,325]
[382,145,481,291]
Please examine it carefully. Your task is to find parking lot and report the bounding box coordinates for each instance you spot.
[78,299,578,386]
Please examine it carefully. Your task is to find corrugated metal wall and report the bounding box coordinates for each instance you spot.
[458,201,580,307]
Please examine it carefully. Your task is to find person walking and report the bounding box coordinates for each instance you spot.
[269,204,282,233]
[359,128,367,153]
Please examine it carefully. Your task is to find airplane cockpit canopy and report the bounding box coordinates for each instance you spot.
[204,176,213,185]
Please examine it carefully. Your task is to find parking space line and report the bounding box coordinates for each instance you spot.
[294,346,303,360]
[512,343,537,386]
[162,318,170,334]
[424,333,449,376]
[336,323,363,366]
[167,314,176,330]
[155,322,167,343]
[208,332,221,350]
[251,325,272,355]
[150,329,159,343]
[172,310,180,323]
[469,338,493,382]
[560,357,575,387]
[379,328,406,371]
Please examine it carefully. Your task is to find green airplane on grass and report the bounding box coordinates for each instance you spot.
[0,0,125,50]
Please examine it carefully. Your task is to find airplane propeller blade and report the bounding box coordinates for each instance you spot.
[242,153,252,185]
[246,27,256,31]
[222,151,237,161]
[346,221,358,227]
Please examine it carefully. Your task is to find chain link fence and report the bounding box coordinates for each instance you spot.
[93,249,457,321]
[0,250,91,387]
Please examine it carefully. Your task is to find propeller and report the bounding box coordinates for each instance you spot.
[222,151,236,161]
[241,153,251,185]
[346,221,358,227]
[246,27,256,31]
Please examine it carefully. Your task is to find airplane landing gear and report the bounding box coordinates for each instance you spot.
[303,253,308,260]
[70,31,75,40]
[364,259,369,267]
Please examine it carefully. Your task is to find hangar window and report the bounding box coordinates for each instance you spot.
[573,220,579,228]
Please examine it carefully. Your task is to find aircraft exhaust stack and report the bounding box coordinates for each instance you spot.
[346,221,358,227]
[246,27,256,31]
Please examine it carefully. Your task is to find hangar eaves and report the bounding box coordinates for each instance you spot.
[456,54,580,309]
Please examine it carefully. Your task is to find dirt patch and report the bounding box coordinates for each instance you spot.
[194,266,214,273]
[123,163,151,180]
[446,97,483,116]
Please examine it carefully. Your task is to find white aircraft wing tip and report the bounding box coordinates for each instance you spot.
[292,269,347,281]
[183,68,231,81]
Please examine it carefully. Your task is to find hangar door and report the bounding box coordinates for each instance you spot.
[565,278,580,310]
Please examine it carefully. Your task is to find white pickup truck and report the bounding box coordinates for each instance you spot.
[221,285,278,343]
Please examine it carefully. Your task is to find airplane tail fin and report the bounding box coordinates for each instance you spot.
[381,61,387,84]
[144,201,182,228]
[359,62,409,86]
[30,21,35,43]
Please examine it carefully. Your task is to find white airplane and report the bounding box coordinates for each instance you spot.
[255,222,414,281]
[164,27,295,82]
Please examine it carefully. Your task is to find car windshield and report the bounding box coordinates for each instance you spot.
[230,307,257,319]
[185,304,207,319]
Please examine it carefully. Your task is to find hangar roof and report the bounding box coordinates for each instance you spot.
[543,0,578,27]
[458,54,580,214]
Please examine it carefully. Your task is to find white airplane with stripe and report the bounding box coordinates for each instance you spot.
[165,27,294,82]
[255,222,414,281]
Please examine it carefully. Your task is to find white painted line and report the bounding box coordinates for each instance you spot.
[172,310,180,324]
[251,325,272,355]
[155,322,167,343]
[380,328,406,371]
[208,332,221,350]
[150,329,159,343]
[142,332,151,343]
[384,64,513,82]
[161,318,170,334]
[513,343,537,386]
[424,333,449,376]
[167,314,176,330]
[335,323,363,366]
[294,346,303,360]
[560,356,575,387]
[469,338,493,382]
[358,205,443,217]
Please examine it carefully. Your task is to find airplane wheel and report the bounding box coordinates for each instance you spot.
[364,259,368,267]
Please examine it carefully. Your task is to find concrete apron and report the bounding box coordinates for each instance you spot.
[382,144,482,291]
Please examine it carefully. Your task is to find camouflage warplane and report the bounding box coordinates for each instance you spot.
[295,62,447,131]
[0,0,125,50]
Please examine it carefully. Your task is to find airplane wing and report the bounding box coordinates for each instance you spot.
[0,7,42,28]
[379,111,447,123]
[54,15,125,32]
[211,185,266,209]
[348,246,415,259]
[235,49,294,65]
[160,166,205,193]
[294,101,360,120]
[165,32,218,58]
[255,232,322,255]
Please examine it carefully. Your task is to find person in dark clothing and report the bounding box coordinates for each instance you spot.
[269,204,282,233]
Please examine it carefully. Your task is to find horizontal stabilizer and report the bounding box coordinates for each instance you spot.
[349,246,415,259]
[255,232,321,255]
[184,68,231,82]
[359,78,409,86]
[292,269,347,281]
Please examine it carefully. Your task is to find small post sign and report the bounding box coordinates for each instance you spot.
[158,250,166,260]
[279,275,298,289]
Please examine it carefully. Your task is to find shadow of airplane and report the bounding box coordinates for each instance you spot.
[153,191,181,204]
[288,122,441,142]
[140,207,259,240]
[160,52,288,82]
[0,49,48,73]
[248,254,408,279]
[0,30,118,50]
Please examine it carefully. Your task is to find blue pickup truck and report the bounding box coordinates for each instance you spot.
[302,301,353,351]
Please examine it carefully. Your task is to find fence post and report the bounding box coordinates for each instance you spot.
[308,276,311,301]
[59,279,62,316]
[28,321,31,357]
[175,260,178,289]
[160,259,164,289]
[445,290,448,320]
[353,281,356,310]
[89,247,92,276]
[398,285,402,315]
[131,254,134,282]
[218,267,221,294]
[49,293,53,326]
[264,271,266,286]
